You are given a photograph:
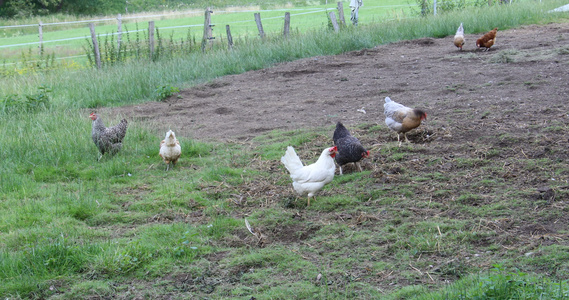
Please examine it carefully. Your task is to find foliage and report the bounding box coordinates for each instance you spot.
[0,46,58,78]
[83,24,198,68]
[0,85,51,113]
[153,84,180,101]
[0,0,62,18]
[411,0,499,16]
[0,0,326,17]
[0,0,118,17]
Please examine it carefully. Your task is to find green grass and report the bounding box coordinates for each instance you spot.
[1,0,569,298]
[399,264,569,300]
[0,0,416,64]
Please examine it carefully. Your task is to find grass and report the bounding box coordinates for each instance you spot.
[0,0,416,65]
[1,0,569,298]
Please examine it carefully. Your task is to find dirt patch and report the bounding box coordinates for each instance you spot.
[110,23,569,146]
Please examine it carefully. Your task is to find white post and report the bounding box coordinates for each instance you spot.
[434,0,437,15]
[38,21,43,54]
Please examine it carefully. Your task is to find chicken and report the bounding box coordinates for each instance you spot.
[384,97,427,147]
[332,122,369,175]
[280,146,338,206]
[159,130,181,171]
[454,23,465,50]
[476,27,498,51]
[90,113,128,161]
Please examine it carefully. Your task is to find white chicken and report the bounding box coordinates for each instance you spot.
[454,23,465,50]
[280,146,338,206]
[159,130,181,171]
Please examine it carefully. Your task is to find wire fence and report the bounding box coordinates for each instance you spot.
[0,0,516,66]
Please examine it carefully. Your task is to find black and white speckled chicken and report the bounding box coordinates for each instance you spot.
[90,113,128,161]
[332,121,369,175]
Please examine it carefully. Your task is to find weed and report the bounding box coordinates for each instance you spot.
[154,85,180,101]
[0,85,51,114]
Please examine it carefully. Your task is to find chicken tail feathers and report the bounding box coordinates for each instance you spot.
[333,122,351,144]
[456,23,464,35]
[281,146,304,173]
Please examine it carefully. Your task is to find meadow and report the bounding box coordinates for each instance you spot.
[1,0,569,298]
[0,0,416,66]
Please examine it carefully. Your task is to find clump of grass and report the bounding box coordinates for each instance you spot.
[0,85,51,114]
[405,264,569,300]
[489,49,520,63]
[556,46,569,55]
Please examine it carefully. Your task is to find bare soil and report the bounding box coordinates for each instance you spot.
[107,23,569,297]
[113,23,569,145]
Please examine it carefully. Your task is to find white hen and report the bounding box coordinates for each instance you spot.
[159,130,181,171]
[280,146,338,206]
[454,23,465,50]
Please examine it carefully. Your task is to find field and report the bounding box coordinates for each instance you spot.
[0,0,414,64]
[92,23,569,298]
[2,1,569,299]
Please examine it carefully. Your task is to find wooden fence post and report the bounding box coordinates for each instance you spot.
[328,12,340,32]
[226,25,233,49]
[337,2,346,26]
[254,13,265,39]
[38,21,43,54]
[117,14,122,51]
[201,7,214,52]
[148,21,155,60]
[283,12,290,37]
[89,23,101,69]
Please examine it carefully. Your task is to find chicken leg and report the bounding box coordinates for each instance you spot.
[404,133,410,143]
[307,196,314,207]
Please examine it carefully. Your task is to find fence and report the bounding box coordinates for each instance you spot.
[0,0,512,67]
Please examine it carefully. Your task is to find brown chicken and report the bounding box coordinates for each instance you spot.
[384,97,427,147]
[476,27,498,51]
